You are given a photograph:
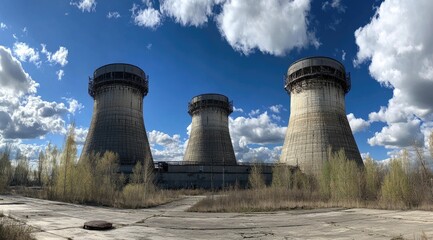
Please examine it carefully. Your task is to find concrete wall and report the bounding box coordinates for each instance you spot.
[155,164,273,189]
[280,58,362,175]
[82,84,153,173]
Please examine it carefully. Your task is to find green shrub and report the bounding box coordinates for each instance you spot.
[380,159,410,207]
[319,149,362,202]
[363,156,381,200]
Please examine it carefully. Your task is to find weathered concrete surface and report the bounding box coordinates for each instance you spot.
[280,57,363,175]
[1,195,432,240]
[184,93,236,165]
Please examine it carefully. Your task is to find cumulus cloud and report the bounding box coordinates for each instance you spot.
[41,44,69,67]
[236,146,282,163]
[216,0,318,56]
[50,47,68,66]
[160,0,217,27]
[107,11,121,19]
[148,130,185,161]
[63,98,84,114]
[74,127,88,145]
[355,0,433,151]
[3,95,73,139]
[12,42,41,66]
[0,22,7,30]
[367,119,424,149]
[131,3,162,29]
[0,46,38,96]
[131,0,318,56]
[347,113,370,133]
[70,0,97,12]
[230,111,286,147]
[229,111,287,162]
[0,45,81,142]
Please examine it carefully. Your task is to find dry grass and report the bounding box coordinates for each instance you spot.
[188,187,424,213]
[0,216,34,240]
[189,150,433,213]
[189,187,365,212]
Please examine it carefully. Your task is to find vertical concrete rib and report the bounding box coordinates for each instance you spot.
[183,94,237,165]
[81,63,153,173]
[280,57,363,175]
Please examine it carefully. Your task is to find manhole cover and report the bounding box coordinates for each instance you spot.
[83,220,113,230]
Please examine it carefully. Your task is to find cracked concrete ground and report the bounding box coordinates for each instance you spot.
[0,195,432,239]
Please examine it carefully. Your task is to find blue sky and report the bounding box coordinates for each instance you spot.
[1,0,432,163]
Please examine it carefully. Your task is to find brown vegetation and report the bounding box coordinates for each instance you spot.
[190,147,433,212]
[0,125,178,208]
[0,216,34,240]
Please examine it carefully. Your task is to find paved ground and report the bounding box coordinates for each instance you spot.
[0,195,432,240]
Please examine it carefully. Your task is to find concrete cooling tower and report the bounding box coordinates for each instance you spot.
[183,94,237,165]
[81,63,153,173]
[280,57,363,175]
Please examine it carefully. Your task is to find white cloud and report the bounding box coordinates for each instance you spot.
[236,146,282,163]
[216,0,318,56]
[347,113,370,133]
[341,50,346,61]
[0,22,7,30]
[51,47,68,66]
[249,109,260,117]
[355,0,433,152]
[194,109,285,162]
[368,119,424,149]
[160,0,217,27]
[74,126,88,145]
[269,104,283,113]
[107,11,121,19]
[148,130,185,161]
[42,44,69,67]
[146,43,152,50]
[233,106,243,113]
[0,45,81,141]
[131,3,162,29]
[322,0,345,12]
[63,98,84,114]
[131,0,318,56]
[12,42,41,66]
[56,70,65,80]
[229,111,287,148]
[70,0,97,12]
[0,139,46,162]
[0,46,38,96]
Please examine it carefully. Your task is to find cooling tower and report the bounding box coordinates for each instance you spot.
[280,57,363,175]
[81,63,153,173]
[183,94,237,165]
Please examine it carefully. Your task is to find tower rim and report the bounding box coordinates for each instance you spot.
[284,56,351,94]
[88,63,149,98]
[188,93,233,116]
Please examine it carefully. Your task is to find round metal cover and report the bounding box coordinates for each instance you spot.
[83,220,113,230]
